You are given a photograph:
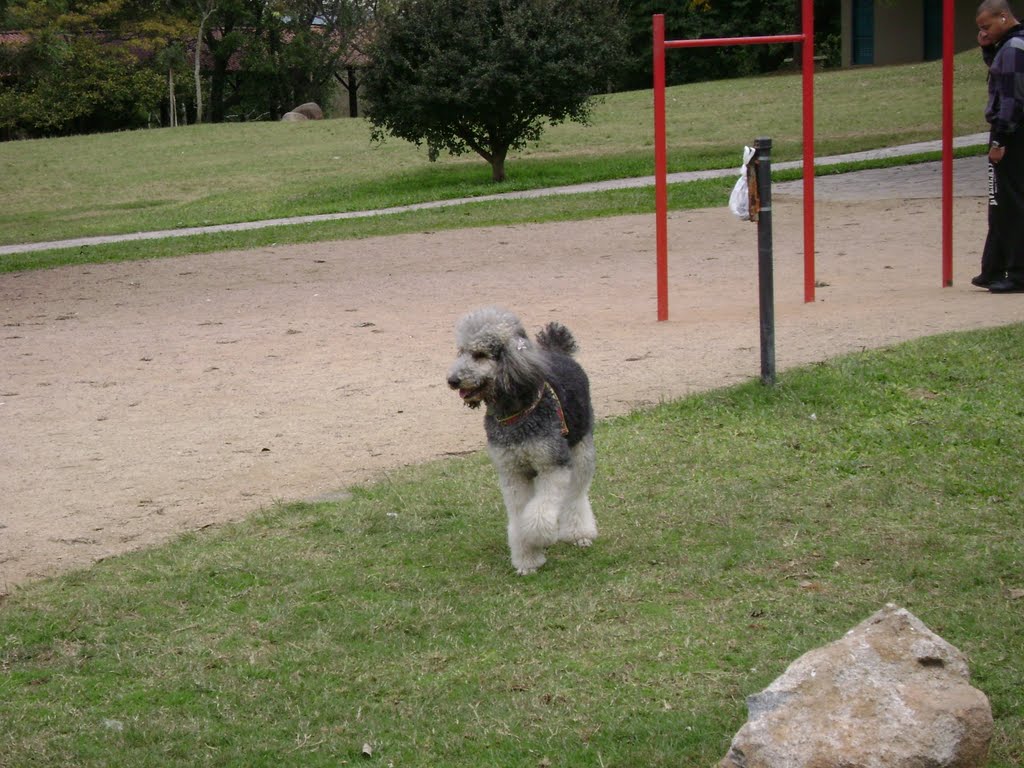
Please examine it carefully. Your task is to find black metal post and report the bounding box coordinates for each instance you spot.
[755,137,776,386]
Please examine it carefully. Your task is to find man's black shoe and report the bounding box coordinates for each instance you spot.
[971,274,994,288]
[988,278,1024,293]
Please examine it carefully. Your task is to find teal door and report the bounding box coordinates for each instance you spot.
[923,0,942,60]
[852,0,874,65]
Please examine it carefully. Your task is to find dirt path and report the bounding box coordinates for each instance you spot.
[3,165,1024,591]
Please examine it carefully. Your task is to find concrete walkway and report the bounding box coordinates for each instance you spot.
[0,133,990,257]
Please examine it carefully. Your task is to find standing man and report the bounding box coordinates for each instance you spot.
[974,0,1024,293]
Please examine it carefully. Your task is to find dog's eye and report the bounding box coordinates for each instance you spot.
[472,351,489,361]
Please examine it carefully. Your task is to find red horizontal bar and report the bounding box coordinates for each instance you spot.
[665,34,805,49]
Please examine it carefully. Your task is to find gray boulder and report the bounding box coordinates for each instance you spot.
[280,111,308,122]
[720,604,993,768]
[291,102,323,120]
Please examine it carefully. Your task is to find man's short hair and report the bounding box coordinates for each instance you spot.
[978,0,1013,17]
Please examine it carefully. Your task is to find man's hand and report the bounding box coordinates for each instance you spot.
[990,144,1007,163]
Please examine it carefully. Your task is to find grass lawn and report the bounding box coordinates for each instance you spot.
[2,324,1022,767]
[0,146,986,274]
[0,49,992,268]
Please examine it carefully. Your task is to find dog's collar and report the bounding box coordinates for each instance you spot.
[493,381,569,436]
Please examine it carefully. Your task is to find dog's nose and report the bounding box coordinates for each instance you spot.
[447,374,461,389]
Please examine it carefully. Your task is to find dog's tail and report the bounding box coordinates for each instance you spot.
[535,322,579,356]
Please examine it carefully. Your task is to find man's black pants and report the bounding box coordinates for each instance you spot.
[980,132,1024,283]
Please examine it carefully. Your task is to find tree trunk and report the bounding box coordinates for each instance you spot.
[347,68,358,117]
[194,25,204,123]
[209,57,228,122]
[490,148,508,182]
[194,2,216,124]
[334,68,361,118]
[168,67,177,127]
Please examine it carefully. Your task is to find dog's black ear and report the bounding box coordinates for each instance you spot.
[496,332,543,395]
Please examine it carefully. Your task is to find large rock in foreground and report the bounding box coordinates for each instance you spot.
[720,604,993,768]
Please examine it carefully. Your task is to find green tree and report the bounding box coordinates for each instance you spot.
[1,0,191,136]
[0,0,379,135]
[233,0,371,120]
[0,32,164,138]
[362,0,626,182]
[155,41,188,125]
[619,0,792,90]
[194,0,373,122]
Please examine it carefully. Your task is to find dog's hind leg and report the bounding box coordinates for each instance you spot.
[558,434,598,548]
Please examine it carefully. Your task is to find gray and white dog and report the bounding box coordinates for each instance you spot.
[446,307,597,575]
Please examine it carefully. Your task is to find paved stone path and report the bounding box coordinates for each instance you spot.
[774,152,988,201]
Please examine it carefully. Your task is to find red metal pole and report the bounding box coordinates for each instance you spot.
[665,34,805,49]
[656,21,816,312]
[941,0,954,286]
[653,14,669,321]
[801,0,815,303]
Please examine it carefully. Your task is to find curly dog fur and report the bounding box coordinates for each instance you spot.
[447,307,597,575]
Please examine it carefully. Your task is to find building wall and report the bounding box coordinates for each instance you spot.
[875,3,926,63]
[840,0,980,67]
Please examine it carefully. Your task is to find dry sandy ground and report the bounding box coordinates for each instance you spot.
[3,163,1024,591]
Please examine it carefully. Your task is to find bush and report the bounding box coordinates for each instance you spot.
[0,33,164,139]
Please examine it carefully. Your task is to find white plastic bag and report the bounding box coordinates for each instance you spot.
[728,146,757,220]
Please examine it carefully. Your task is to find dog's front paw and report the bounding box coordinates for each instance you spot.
[513,551,546,576]
[560,527,597,547]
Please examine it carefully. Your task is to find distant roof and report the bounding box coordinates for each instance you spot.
[0,31,31,45]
